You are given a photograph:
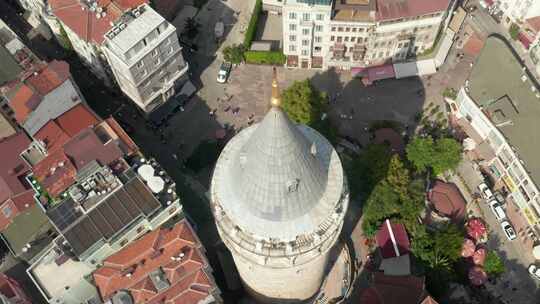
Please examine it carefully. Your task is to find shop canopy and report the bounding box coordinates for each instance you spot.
[364,64,395,85]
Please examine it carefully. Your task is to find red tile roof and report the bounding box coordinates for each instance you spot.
[93,220,216,304]
[32,148,77,198]
[360,272,427,304]
[63,128,123,170]
[526,16,540,34]
[25,60,70,95]
[34,121,72,153]
[49,0,148,45]
[0,133,32,204]
[0,190,35,231]
[8,60,72,123]
[10,84,40,123]
[376,0,451,21]
[56,104,99,136]
[34,104,99,153]
[428,180,466,220]
[376,219,410,259]
[104,117,139,155]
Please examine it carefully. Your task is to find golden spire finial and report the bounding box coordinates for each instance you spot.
[270,67,281,108]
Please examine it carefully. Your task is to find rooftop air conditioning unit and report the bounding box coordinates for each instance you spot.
[119,23,127,30]
[133,9,141,17]
[96,7,103,13]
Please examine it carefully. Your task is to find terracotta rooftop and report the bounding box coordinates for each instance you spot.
[33,119,134,197]
[25,60,70,96]
[360,272,428,304]
[8,60,72,124]
[93,220,217,304]
[49,0,148,45]
[376,219,410,259]
[376,0,451,21]
[526,16,540,34]
[0,133,32,204]
[428,180,466,220]
[9,84,40,123]
[34,104,99,152]
[32,148,77,198]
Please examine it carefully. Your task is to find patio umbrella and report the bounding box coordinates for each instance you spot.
[467,218,487,240]
[473,247,487,265]
[461,238,475,258]
[469,266,487,286]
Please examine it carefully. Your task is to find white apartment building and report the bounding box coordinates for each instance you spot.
[449,37,540,244]
[102,5,189,113]
[496,0,540,25]
[46,0,189,116]
[279,0,455,69]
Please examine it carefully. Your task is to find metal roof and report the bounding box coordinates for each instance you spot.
[60,177,161,256]
[212,106,346,241]
[22,79,82,136]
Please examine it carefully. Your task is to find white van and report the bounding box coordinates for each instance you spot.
[488,200,506,221]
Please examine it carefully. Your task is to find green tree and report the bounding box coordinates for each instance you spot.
[281,80,337,143]
[223,44,245,64]
[406,136,462,175]
[484,251,505,277]
[509,23,520,40]
[411,224,463,267]
[348,144,391,198]
[406,136,435,173]
[386,155,410,197]
[360,154,426,236]
[432,137,462,175]
[281,80,323,125]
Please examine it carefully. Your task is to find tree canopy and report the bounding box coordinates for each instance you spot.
[406,136,462,175]
[222,44,245,64]
[484,251,505,277]
[361,155,425,236]
[281,80,336,143]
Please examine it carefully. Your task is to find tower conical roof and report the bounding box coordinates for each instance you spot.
[229,106,327,221]
[211,70,346,241]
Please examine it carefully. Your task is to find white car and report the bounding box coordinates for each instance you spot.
[500,221,517,241]
[217,62,232,83]
[528,264,540,280]
[478,183,493,200]
[488,200,506,221]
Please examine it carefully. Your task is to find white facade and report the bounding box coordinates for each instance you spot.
[497,0,540,24]
[454,88,540,230]
[282,0,333,68]
[102,5,189,113]
[281,0,453,69]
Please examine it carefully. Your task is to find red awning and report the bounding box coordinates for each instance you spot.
[518,32,532,49]
[367,64,395,82]
[351,67,367,77]
[485,0,494,6]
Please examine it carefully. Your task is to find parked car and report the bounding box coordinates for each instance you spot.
[217,62,232,83]
[500,220,517,240]
[488,200,506,221]
[528,264,540,280]
[494,191,505,204]
[478,183,493,200]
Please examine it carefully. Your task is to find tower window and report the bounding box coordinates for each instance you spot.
[286,179,299,193]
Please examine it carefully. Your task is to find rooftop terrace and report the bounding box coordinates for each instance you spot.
[467,37,540,185]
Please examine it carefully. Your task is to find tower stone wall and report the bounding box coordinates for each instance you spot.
[211,69,349,303]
